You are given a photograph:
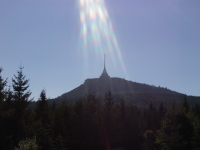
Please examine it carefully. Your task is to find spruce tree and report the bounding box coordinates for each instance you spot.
[104,90,114,110]
[11,66,32,148]
[12,66,32,116]
[104,90,114,146]
[0,67,9,150]
[35,89,48,121]
[0,67,7,103]
[156,109,193,150]
[183,95,189,113]
[34,90,53,149]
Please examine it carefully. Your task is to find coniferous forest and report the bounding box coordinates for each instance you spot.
[1,67,200,150]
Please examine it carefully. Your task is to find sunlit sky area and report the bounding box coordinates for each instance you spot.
[1,0,200,100]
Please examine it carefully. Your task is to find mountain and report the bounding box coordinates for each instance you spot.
[58,77,179,99]
[51,56,200,108]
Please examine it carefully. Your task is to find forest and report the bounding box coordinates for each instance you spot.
[1,67,200,150]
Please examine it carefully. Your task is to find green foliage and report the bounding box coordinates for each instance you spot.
[143,130,155,150]
[14,137,39,150]
[189,112,200,150]
[1,66,200,150]
[156,109,194,150]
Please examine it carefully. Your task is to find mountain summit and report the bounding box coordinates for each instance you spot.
[50,56,200,107]
[56,56,182,103]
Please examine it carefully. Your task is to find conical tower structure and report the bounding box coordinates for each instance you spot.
[100,54,110,79]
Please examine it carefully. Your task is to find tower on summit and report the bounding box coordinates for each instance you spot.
[100,54,110,79]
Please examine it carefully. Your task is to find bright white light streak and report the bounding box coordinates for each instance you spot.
[79,0,128,78]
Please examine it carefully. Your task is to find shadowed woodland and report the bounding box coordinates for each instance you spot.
[1,67,200,150]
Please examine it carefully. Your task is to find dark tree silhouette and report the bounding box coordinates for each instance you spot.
[103,90,114,148]
[1,66,200,150]
[35,89,48,121]
[11,66,33,148]
[12,66,32,113]
[33,90,53,149]
[0,67,7,103]
[183,95,189,113]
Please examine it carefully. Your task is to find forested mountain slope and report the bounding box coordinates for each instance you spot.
[51,77,200,108]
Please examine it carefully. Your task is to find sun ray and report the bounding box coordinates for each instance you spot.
[79,0,128,78]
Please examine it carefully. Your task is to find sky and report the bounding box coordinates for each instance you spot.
[1,0,200,100]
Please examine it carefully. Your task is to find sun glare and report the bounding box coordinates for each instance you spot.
[79,0,128,77]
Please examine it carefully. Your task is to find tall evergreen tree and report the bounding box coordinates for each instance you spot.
[104,90,114,110]
[35,89,48,121]
[34,90,53,150]
[0,69,17,150]
[51,100,56,111]
[0,67,9,150]
[103,90,114,147]
[159,102,166,119]
[183,95,189,113]
[156,109,194,150]
[0,67,7,103]
[83,93,102,147]
[147,102,158,131]
[11,66,32,148]
[158,102,166,128]
[119,98,126,122]
[192,116,200,150]
[192,104,200,118]
[12,66,32,115]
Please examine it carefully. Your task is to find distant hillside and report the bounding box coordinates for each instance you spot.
[50,77,200,108]
[59,77,179,98]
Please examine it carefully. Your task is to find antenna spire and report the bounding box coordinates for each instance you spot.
[100,54,110,78]
[104,54,105,69]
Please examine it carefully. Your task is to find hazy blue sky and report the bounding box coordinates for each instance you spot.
[1,0,200,100]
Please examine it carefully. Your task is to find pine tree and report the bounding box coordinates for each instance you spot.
[11,66,33,148]
[0,67,7,103]
[183,95,189,113]
[158,102,166,128]
[192,104,200,118]
[103,90,114,147]
[192,116,200,150]
[34,90,53,149]
[35,89,48,121]
[51,100,56,111]
[83,93,102,147]
[12,66,32,116]
[159,102,166,118]
[156,109,193,150]
[119,98,126,122]
[104,90,114,110]
[143,130,155,150]
[147,102,158,131]
[0,67,9,150]
[14,137,39,150]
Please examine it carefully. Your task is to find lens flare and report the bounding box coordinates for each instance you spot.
[79,0,128,77]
